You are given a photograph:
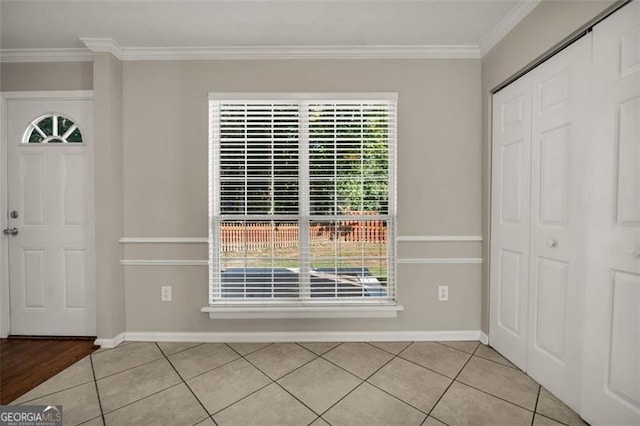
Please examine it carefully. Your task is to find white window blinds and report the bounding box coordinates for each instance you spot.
[209,93,397,306]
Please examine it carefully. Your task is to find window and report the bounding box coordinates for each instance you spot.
[208,93,396,308]
[23,114,83,144]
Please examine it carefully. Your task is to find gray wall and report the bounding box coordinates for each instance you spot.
[480,0,616,333]
[93,53,125,339]
[1,62,93,91]
[122,59,483,332]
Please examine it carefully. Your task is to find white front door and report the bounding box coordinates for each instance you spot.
[582,2,640,424]
[490,74,532,370]
[5,96,95,336]
[527,35,590,411]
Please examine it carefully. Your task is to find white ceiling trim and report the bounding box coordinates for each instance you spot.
[0,48,93,63]
[478,0,541,56]
[0,38,480,62]
[119,44,481,60]
[81,38,481,60]
[80,37,124,58]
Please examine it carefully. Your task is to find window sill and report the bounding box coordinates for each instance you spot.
[201,303,404,319]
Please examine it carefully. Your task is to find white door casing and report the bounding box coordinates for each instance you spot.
[582,2,640,424]
[5,95,95,336]
[490,74,532,370]
[527,35,591,411]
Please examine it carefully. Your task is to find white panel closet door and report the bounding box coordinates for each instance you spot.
[527,35,591,411]
[490,75,532,370]
[582,2,640,424]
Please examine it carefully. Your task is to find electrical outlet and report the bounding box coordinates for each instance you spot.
[161,286,172,302]
[438,285,449,301]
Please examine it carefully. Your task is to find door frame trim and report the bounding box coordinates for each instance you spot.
[0,90,94,338]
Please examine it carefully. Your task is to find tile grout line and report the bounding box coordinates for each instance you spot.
[221,342,348,423]
[228,342,275,357]
[231,343,323,419]
[316,342,425,423]
[172,354,241,383]
[93,355,166,382]
[435,341,519,371]
[527,389,572,426]
[89,354,106,425]
[535,413,571,426]
[158,342,206,357]
[364,377,433,417]
[364,341,411,356]
[422,343,544,417]
[423,341,480,424]
[472,353,519,370]
[296,342,342,357]
[531,386,542,426]
[454,378,540,414]
[16,348,168,407]
[316,341,434,416]
[154,343,217,426]
[244,342,321,383]
[100,382,185,416]
[433,341,480,355]
[14,378,96,405]
[93,346,216,418]
[395,352,460,382]
[207,343,310,416]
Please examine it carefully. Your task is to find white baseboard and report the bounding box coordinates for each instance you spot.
[95,332,125,349]
[480,331,489,345]
[123,330,485,343]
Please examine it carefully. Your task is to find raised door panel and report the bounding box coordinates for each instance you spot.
[500,141,525,224]
[534,257,568,363]
[63,249,87,310]
[498,249,522,335]
[616,97,640,227]
[607,271,640,411]
[62,153,86,227]
[23,249,46,309]
[21,153,46,227]
[538,124,570,226]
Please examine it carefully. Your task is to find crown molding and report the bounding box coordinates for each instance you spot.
[118,44,481,60]
[80,37,124,59]
[1,41,480,62]
[0,48,93,63]
[479,0,541,57]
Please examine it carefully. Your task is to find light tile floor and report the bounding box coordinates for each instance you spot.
[11,341,586,426]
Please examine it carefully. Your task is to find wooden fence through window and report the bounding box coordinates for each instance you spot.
[219,213,387,252]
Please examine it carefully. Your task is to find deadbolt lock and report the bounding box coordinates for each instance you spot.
[9,210,18,219]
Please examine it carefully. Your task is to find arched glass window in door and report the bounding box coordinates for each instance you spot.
[23,114,83,144]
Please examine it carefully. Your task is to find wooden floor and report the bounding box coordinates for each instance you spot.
[0,338,97,404]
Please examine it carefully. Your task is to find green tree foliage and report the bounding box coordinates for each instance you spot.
[309,104,389,214]
[219,102,389,215]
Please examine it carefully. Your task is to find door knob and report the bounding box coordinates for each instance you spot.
[547,239,558,248]
[629,248,640,258]
[2,227,18,236]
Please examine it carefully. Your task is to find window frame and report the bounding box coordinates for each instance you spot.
[207,92,398,313]
[22,113,85,145]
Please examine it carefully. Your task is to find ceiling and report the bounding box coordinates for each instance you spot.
[0,0,539,59]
